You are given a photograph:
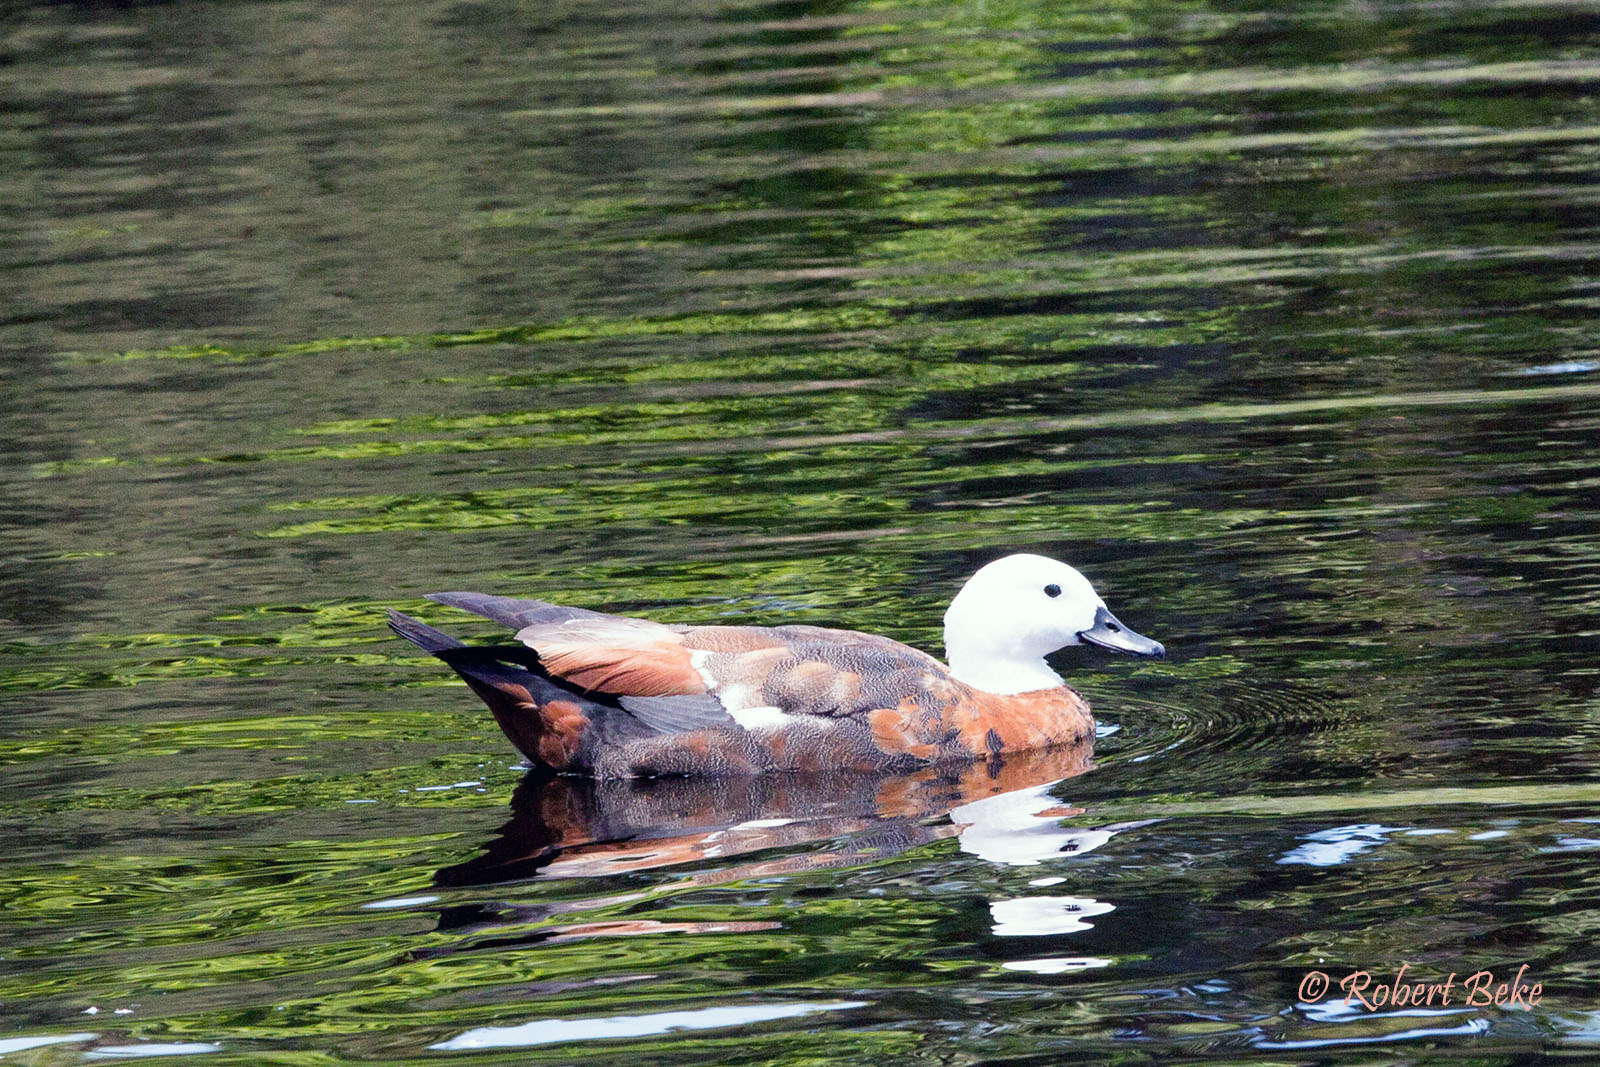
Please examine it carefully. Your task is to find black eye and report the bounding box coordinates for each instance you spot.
[1044,584,1061,598]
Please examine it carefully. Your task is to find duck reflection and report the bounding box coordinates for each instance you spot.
[437,742,1117,888]
[421,741,1148,954]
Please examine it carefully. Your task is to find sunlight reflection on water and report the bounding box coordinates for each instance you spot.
[430,1001,869,1050]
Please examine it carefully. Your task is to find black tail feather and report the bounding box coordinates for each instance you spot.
[387,609,465,653]
[388,609,543,670]
[389,605,662,771]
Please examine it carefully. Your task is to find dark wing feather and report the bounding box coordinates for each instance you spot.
[387,608,464,653]
[616,693,740,734]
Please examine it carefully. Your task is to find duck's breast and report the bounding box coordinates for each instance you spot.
[935,685,1095,760]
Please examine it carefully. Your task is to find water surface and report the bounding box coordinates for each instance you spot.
[3,0,1600,1062]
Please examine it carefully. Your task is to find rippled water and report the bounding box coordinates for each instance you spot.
[4,0,1600,1062]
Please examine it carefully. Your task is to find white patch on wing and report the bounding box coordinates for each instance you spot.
[688,650,719,691]
[716,679,761,710]
[728,705,801,731]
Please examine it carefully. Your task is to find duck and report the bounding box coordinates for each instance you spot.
[388,553,1163,779]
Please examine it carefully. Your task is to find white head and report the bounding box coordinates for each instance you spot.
[943,553,1164,695]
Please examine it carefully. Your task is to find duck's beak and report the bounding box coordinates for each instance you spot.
[1077,606,1165,658]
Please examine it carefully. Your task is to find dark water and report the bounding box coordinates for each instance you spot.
[4,0,1600,1061]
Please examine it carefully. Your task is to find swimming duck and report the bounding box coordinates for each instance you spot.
[388,553,1162,779]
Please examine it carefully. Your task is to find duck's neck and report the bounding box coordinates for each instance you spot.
[946,643,1065,696]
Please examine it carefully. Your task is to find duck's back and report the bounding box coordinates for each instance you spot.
[391,594,1093,778]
